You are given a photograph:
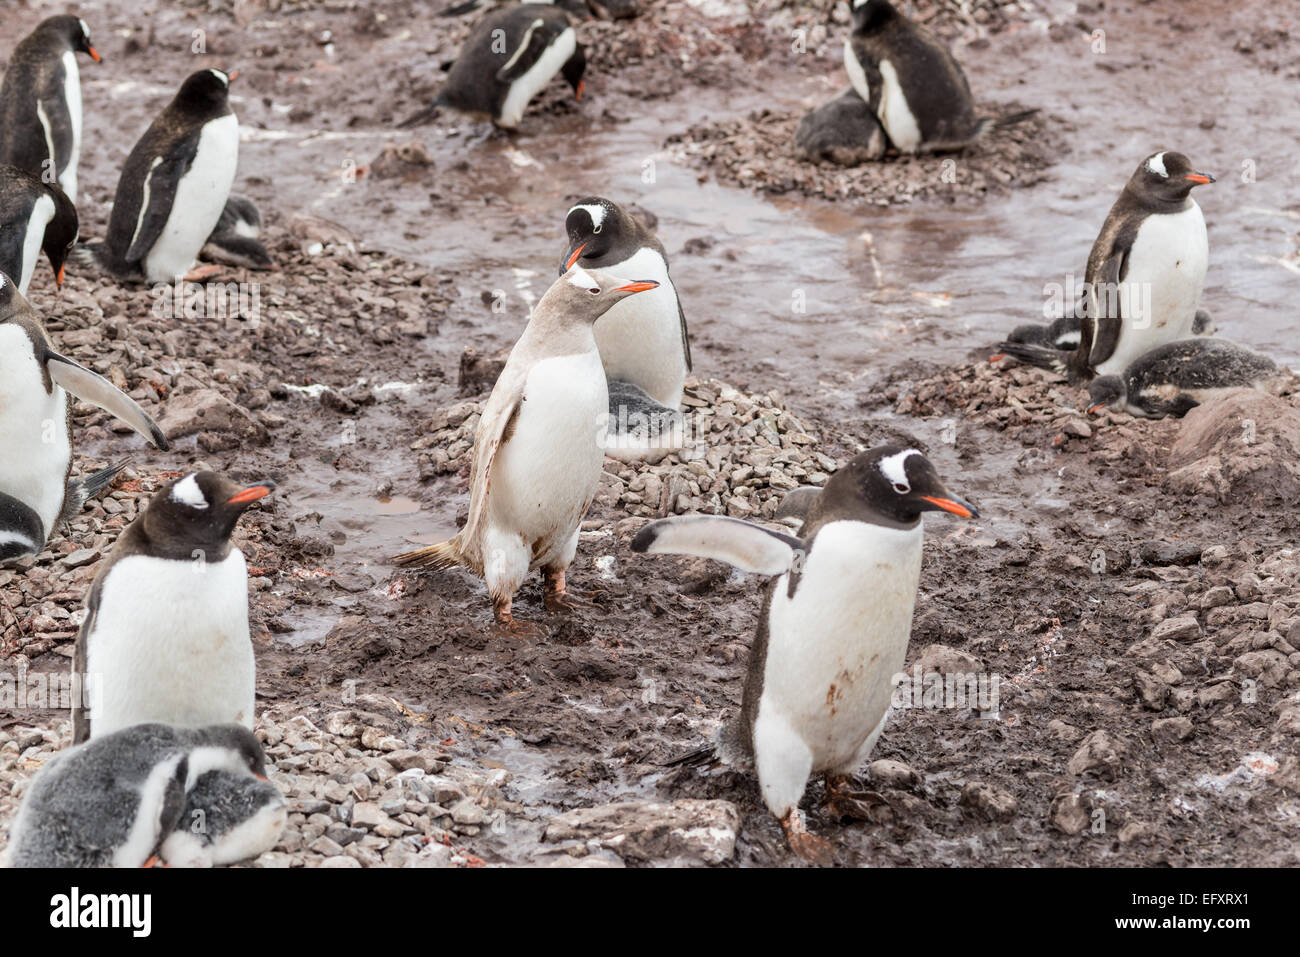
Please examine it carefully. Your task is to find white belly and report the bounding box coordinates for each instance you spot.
[0,326,69,541]
[144,114,239,282]
[17,194,55,294]
[61,51,81,203]
[488,350,606,559]
[590,248,686,409]
[85,551,255,739]
[843,40,870,104]
[758,521,923,773]
[1097,202,1207,376]
[498,25,576,129]
[878,60,922,153]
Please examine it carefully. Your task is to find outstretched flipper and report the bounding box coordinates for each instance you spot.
[0,491,46,564]
[60,461,129,526]
[45,352,170,450]
[630,515,802,576]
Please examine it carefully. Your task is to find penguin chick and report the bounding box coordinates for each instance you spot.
[793,88,887,166]
[392,266,658,631]
[160,769,285,867]
[5,723,267,868]
[1087,338,1281,419]
[200,195,276,271]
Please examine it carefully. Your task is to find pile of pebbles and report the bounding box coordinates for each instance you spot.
[665,104,1068,206]
[412,377,849,522]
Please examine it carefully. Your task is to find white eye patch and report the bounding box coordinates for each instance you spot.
[565,266,599,293]
[209,68,229,86]
[879,448,921,492]
[171,475,209,509]
[1145,151,1168,178]
[568,203,606,232]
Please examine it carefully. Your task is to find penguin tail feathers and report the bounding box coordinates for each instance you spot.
[61,461,129,525]
[397,103,441,129]
[989,109,1039,131]
[994,341,1070,375]
[438,0,483,14]
[391,539,463,571]
[68,241,108,272]
[661,743,718,768]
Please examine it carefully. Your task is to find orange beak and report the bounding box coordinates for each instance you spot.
[226,483,275,506]
[616,281,659,294]
[87,46,101,63]
[564,242,587,270]
[1087,403,1107,415]
[988,352,1006,362]
[575,79,585,101]
[920,496,976,519]
[55,263,65,287]
[1185,172,1214,184]
[227,69,239,82]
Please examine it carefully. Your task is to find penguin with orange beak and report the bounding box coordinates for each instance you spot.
[0,15,101,204]
[72,473,278,743]
[633,446,978,864]
[0,164,78,294]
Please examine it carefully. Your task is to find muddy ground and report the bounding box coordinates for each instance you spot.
[2,0,1300,867]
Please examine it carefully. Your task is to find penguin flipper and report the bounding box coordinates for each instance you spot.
[1086,251,1126,369]
[124,139,200,265]
[675,289,692,374]
[661,743,718,768]
[495,19,556,84]
[44,352,171,451]
[993,342,1070,376]
[60,461,129,526]
[630,515,802,576]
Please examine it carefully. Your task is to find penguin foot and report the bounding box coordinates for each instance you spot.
[781,809,833,865]
[542,569,590,613]
[493,597,548,639]
[824,775,887,822]
[182,264,225,282]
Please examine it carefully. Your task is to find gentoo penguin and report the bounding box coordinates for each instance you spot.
[843,0,1034,154]
[5,723,267,868]
[393,266,659,630]
[633,446,977,862]
[0,275,169,565]
[159,770,285,867]
[0,164,78,294]
[0,16,101,203]
[602,379,685,462]
[72,472,276,743]
[562,196,690,410]
[1068,151,1215,383]
[402,5,586,130]
[794,87,887,166]
[1087,338,1281,419]
[200,194,275,270]
[86,69,239,283]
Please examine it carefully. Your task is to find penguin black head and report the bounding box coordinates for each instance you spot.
[561,197,632,271]
[42,183,79,288]
[142,472,276,559]
[847,0,899,33]
[175,69,236,114]
[1087,376,1126,414]
[188,724,270,779]
[1129,151,1215,208]
[833,446,978,526]
[41,15,102,62]
[562,43,587,100]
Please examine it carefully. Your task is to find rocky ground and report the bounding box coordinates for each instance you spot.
[3,0,1300,868]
